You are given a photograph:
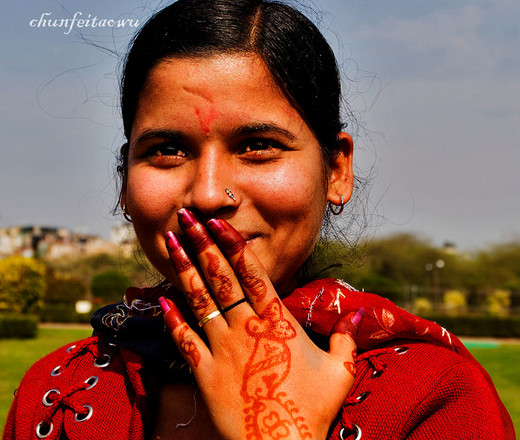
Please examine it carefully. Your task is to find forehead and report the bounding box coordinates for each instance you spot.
[133,54,305,129]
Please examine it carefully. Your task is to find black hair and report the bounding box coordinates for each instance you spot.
[120,0,343,162]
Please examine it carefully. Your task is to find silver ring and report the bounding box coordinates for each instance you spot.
[330,194,345,215]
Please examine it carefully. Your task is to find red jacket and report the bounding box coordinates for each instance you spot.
[3,279,515,439]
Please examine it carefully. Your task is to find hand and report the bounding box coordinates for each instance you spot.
[159,209,363,440]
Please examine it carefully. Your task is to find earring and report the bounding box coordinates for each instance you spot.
[122,204,132,222]
[329,195,345,215]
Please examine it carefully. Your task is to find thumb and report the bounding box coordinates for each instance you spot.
[328,308,364,372]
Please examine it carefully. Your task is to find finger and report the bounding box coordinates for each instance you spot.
[164,230,224,330]
[159,297,211,370]
[177,209,248,315]
[206,218,276,312]
[329,308,364,377]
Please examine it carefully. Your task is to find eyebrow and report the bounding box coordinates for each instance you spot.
[132,129,183,146]
[132,122,297,146]
[231,123,297,140]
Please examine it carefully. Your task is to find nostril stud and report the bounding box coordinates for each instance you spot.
[225,188,236,201]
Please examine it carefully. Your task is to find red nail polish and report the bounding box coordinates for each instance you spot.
[177,209,197,228]
[165,231,181,251]
[351,307,365,327]
[158,296,171,313]
[206,218,226,236]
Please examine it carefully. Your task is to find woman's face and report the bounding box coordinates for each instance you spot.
[123,54,350,293]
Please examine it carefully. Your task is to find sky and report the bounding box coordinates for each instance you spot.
[1,0,519,251]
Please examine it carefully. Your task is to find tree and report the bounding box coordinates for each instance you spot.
[90,270,132,304]
[0,256,46,314]
[43,268,87,305]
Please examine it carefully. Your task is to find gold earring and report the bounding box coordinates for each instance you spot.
[122,204,132,222]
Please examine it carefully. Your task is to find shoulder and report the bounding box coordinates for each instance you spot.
[329,340,515,440]
[4,336,149,440]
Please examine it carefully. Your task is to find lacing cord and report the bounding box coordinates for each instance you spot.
[36,336,112,439]
[338,346,409,439]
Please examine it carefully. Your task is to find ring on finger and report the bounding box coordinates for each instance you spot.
[222,298,248,313]
[198,310,222,328]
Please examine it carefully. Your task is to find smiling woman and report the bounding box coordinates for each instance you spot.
[3,1,515,439]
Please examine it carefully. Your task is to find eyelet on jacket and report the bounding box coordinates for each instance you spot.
[339,424,362,440]
[84,376,98,390]
[394,346,409,354]
[74,405,93,422]
[50,366,62,377]
[42,389,60,407]
[355,391,370,403]
[94,353,111,368]
[35,421,53,439]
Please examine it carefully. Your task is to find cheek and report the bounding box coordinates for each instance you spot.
[249,160,327,223]
[127,171,177,221]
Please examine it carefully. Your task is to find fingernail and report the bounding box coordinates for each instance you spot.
[165,231,181,251]
[206,218,225,236]
[159,297,184,329]
[158,296,171,314]
[177,208,197,228]
[351,307,365,327]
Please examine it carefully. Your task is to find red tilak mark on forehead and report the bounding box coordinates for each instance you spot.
[195,107,216,135]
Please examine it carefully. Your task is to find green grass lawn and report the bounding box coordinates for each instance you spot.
[1,329,519,435]
[0,326,92,433]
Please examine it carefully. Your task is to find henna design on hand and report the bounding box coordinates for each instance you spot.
[241,299,311,439]
[178,324,201,367]
[236,250,267,302]
[206,252,234,303]
[343,348,357,376]
[185,273,212,311]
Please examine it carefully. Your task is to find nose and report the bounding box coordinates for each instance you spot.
[183,148,237,218]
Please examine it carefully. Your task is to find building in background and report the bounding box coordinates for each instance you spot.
[0,224,136,259]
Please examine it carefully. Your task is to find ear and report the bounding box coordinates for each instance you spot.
[326,132,354,206]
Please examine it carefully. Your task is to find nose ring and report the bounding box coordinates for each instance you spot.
[225,188,236,201]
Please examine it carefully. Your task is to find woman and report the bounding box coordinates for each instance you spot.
[3,0,515,439]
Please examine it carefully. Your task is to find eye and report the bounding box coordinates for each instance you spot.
[240,138,283,155]
[146,143,187,158]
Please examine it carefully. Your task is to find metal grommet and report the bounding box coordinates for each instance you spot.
[35,422,53,438]
[42,389,60,407]
[339,424,362,440]
[355,391,369,403]
[394,346,409,354]
[50,366,62,376]
[93,354,111,368]
[372,369,383,378]
[84,376,98,390]
[66,344,77,353]
[74,405,93,422]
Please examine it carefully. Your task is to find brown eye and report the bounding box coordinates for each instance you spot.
[241,139,282,153]
[147,144,187,157]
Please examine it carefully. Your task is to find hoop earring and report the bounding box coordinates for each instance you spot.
[329,195,345,215]
[122,204,132,222]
